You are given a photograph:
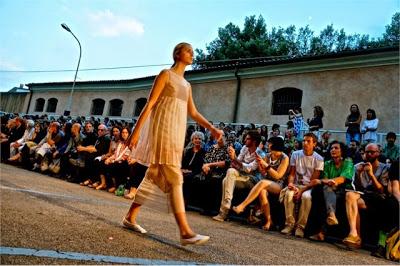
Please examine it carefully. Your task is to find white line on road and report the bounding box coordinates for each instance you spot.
[0,185,77,199]
[0,246,201,265]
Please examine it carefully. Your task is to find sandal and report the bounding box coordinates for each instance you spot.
[96,184,107,190]
[124,192,136,200]
[89,182,99,188]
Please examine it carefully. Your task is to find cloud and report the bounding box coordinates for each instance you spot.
[88,10,144,37]
[0,60,22,71]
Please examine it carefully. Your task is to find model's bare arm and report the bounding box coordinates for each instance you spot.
[128,70,168,148]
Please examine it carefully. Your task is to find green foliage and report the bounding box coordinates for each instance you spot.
[194,12,399,69]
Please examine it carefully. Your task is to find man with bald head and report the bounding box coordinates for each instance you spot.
[343,143,390,249]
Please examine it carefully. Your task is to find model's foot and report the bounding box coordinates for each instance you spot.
[181,234,210,246]
[122,217,147,234]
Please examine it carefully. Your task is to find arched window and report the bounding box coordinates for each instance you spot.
[108,99,123,116]
[91,98,105,116]
[46,98,58,113]
[134,98,147,116]
[34,98,45,112]
[271,87,302,115]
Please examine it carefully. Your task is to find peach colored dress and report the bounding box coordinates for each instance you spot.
[131,70,191,211]
[132,70,190,167]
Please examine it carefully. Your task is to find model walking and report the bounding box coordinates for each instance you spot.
[122,42,223,246]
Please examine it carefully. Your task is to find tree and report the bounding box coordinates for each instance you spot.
[194,13,399,69]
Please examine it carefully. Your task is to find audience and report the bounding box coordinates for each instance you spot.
[1,110,398,259]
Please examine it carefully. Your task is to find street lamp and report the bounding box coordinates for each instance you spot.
[61,23,81,116]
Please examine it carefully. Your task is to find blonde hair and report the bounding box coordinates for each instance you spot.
[172,42,192,67]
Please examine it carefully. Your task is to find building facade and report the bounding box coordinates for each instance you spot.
[23,47,399,134]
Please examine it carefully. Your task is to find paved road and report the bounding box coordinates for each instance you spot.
[0,163,394,265]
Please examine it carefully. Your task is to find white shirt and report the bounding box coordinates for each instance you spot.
[290,150,324,185]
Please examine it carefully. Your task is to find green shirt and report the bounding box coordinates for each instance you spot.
[383,144,399,162]
[323,158,354,188]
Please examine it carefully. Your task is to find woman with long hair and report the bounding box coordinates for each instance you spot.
[361,108,379,143]
[345,104,362,145]
[122,42,223,245]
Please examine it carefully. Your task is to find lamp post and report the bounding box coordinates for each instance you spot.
[61,23,81,116]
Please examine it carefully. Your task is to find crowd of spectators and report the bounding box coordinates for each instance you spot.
[0,104,399,259]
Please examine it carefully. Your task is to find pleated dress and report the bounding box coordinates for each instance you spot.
[131,70,190,211]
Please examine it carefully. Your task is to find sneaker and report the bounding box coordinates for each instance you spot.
[212,212,227,222]
[281,225,294,235]
[122,217,147,234]
[181,234,210,246]
[343,234,362,248]
[295,227,305,238]
[371,245,385,258]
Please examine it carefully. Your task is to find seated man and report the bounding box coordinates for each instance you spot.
[382,132,399,163]
[212,130,261,222]
[280,132,324,238]
[343,143,390,248]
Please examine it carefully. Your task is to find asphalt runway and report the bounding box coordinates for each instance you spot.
[0,163,394,264]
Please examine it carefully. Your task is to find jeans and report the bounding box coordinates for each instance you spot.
[219,168,254,212]
[323,186,337,214]
[346,132,361,145]
[283,186,312,229]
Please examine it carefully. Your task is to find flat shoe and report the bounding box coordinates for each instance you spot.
[96,184,107,190]
[122,217,147,234]
[327,215,339,226]
[181,234,210,246]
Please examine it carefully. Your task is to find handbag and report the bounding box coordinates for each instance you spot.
[49,158,61,174]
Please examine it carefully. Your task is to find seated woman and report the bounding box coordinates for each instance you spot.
[192,135,230,212]
[8,120,36,162]
[124,157,148,199]
[182,131,206,201]
[90,126,121,189]
[233,137,289,230]
[182,131,206,177]
[103,127,131,193]
[309,141,354,241]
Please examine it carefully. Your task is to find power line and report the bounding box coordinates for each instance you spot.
[0,55,292,73]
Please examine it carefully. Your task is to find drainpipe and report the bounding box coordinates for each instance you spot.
[233,64,241,123]
[26,86,33,114]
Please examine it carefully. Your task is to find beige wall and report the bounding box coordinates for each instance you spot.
[191,65,399,133]
[25,62,399,135]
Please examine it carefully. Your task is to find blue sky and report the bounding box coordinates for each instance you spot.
[0,0,398,91]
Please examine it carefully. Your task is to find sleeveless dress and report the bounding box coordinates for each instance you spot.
[132,70,190,167]
[131,70,191,211]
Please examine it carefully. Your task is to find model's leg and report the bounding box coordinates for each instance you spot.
[125,202,142,223]
[169,184,196,238]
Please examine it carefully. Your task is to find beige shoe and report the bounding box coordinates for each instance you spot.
[295,227,304,238]
[281,225,294,235]
[122,217,147,234]
[181,234,210,246]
